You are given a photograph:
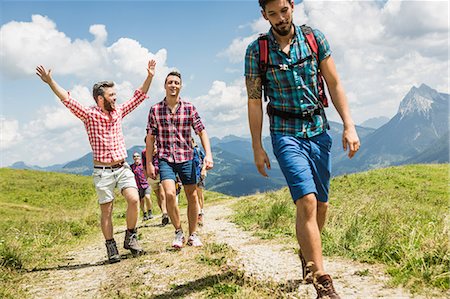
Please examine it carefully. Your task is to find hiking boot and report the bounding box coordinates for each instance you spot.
[299,249,313,284]
[105,239,120,263]
[172,229,185,249]
[314,274,340,299]
[143,212,148,221]
[124,229,144,256]
[197,213,204,227]
[186,233,203,247]
[161,213,169,226]
[147,210,154,220]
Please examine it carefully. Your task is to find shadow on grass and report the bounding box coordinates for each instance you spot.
[151,270,243,299]
[26,250,158,272]
[150,270,303,299]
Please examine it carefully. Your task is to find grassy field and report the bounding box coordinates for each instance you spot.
[0,168,234,298]
[233,164,449,294]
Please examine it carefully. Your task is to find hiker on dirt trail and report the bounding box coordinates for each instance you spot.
[36,59,156,264]
[146,71,213,249]
[192,137,207,226]
[142,138,170,226]
[245,1,360,298]
[131,152,154,221]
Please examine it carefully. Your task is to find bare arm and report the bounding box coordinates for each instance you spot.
[138,59,156,94]
[145,134,156,179]
[36,65,69,102]
[320,56,360,158]
[198,130,213,170]
[246,76,271,177]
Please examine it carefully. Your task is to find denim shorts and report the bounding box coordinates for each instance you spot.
[159,159,197,185]
[271,132,332,203]
[92,163,137,204]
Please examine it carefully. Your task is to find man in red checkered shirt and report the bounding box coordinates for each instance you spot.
[146,71,213,248]
[36,60,156,263]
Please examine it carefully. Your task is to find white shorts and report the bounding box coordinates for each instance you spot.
[92,163,137,204]
[148,174,161,191]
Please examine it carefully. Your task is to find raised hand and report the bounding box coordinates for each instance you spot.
[147,59,156,78]
[36,65,52,84]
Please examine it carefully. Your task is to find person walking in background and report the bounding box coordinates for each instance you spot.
[245,1,360,298]
[146,70,213,249]
[131,152,153,221]
[142,138,169,226]
[192,138,207,226]
[36,59,156,263]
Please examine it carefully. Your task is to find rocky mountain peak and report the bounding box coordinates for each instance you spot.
[398,84,436,118]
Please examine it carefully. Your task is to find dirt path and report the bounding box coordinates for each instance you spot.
[202,202,434,299]
[21,200,442,298]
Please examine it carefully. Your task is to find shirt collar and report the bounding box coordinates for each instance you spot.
[267,24,303,50]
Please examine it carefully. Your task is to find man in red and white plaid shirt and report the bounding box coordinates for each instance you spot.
[146,71,213,248]
[36,60,156,263]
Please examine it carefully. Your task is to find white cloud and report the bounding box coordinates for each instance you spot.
[0,117,22,150]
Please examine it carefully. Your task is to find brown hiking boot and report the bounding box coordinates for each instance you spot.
[105,239,120,263]
[314,274,340,299]
[124,229,144,256]
[298,249,313,284]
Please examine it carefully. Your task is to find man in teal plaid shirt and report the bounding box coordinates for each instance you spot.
[245,1,360,298]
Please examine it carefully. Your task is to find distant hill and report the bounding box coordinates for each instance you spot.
[360,116,390,129]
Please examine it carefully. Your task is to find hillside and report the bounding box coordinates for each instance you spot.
[1,166,448,298]
[233,164,449,293]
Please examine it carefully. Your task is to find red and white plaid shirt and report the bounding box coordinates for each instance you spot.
[63,90,148,163]
[147,98,205,163]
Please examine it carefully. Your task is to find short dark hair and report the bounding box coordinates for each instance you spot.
[165,71,182,84]
[259,0,286,10]
[92,81,114,102]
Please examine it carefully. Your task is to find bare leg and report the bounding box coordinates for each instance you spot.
[122,187,139,230]
[316,201,328,232]
[162,179,181,230]
[156,185,168,214]
[197,186,204,212]
[144,193,152,212]
[295,193,325,277]
[100,201,114,240]
[184,184,199,235]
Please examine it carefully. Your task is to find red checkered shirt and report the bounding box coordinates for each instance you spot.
[63,89,148,163]
[147,98,205,163]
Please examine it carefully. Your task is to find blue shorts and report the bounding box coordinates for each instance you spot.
[271,132,332,203]
[158,159,197,185]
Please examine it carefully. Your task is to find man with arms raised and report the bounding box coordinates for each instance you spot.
[36,59,156,263]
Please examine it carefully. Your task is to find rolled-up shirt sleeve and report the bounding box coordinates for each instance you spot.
[313,29,332,62]
[244,40,260,79]
[121,89,148,118]
[62,92,89,122]
[146,107,158,136]
[191,105,205,134]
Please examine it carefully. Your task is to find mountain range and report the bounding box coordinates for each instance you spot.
[9,84,449,196]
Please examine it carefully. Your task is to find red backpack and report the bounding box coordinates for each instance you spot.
[258,25,329,108]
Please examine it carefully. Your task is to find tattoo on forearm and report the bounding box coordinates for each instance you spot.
[245,76,262,100]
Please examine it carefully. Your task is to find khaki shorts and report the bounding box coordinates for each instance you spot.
[148,174,161,191]
[92,163,137,204]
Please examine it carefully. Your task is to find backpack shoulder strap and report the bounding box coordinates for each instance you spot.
[258,34,270,102]
[258,34,269,73]
[300,25,319,60]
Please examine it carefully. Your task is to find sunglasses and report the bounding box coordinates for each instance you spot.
[133,156,140,158]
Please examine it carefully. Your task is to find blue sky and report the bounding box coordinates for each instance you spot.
[1,0,448,167]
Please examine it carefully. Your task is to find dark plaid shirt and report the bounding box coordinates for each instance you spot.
[245,25,331,138]
[130,162,149,190]
[147,98,205,163]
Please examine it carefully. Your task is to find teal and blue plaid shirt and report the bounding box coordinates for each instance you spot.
[245,25,331,138]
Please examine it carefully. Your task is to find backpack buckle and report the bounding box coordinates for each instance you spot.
[279,64,289,71]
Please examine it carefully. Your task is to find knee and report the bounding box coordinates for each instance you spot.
[295,193,318,219]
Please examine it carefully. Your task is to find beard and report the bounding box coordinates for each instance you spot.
[104,101,115,111]
[272,21,293,36]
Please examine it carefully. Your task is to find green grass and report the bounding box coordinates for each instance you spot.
[0,168,101,298]
[233,164,449,294]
